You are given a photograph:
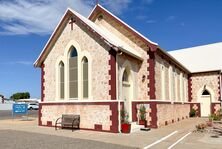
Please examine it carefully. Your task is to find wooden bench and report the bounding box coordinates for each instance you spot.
[55,114,80,131]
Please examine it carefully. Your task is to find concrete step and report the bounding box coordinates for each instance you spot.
[130,122,144,133]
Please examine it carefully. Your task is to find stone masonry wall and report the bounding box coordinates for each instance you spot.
[41,104,112,131]
[94,13,149,55]
[44,15,111,101]
[117,54,149,100]
[191,72,220,102]
[155,54,188,101]
[157,103,190,127]
[93,12,151,101]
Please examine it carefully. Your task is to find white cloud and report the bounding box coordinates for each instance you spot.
[0,0,131,35]
[15,61,33,65]
[166,15,176,21]
[1,60,33,66]
[146,20,156,24]
[99,0,132,15]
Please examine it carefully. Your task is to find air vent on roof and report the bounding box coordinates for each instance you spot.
[98,14,103,21]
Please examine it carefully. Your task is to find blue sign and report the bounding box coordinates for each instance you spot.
[12,103,28,115]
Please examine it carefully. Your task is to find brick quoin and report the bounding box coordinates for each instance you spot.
[188,74,192,102]
[109,48,117,100]
[147,50,156,99]
[41,63,45,102]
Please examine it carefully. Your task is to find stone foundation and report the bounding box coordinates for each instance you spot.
[132,101,190,128]
[39,101,118,133]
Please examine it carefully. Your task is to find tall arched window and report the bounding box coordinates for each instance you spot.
[69,46,78,99]
[161,64,165,100]
[59,61,64,99]
[82,57,88,98]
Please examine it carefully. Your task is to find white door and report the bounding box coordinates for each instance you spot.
[200,95,211,117]
[122,69,132,122]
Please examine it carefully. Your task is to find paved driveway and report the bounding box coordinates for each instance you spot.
[0,117,221,149]
[0,130,136,149]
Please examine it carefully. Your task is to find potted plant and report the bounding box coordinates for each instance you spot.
[207,115,213,127]
[139,105,147,126]
[189,108,196,117]
[121,109,131,133]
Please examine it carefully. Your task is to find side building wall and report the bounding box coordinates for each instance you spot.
[190,72,221,114]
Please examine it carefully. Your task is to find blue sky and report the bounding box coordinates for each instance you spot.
[0,0,221,98]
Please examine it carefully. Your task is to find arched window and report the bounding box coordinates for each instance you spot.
[161,64,165,99]
[202,90,210,95]
[82,57,88,98]
[123,69,129,82]
[69,46,78,99]
[59,62,64,99]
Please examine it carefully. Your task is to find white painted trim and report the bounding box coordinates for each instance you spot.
[40,100,119,104]
[143,131,178,149]
[169,66,172,101]
[119,60,135,122]
[79,51,92,100]
[64,40,82,101]
[161,63,165,100]
[197,85,215,102]
[179,72,183,102]
[55,56,66,101]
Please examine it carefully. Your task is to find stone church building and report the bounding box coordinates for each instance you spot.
[34,4,221,133]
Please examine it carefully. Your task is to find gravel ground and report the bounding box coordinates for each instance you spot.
[0,130,137,149]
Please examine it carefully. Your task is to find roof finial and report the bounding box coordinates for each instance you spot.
[96,0,99,5]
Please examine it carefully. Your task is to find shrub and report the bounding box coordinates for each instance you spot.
[121,109,129,124]
[196,123,207,132]
[209,114,221,121]
[139,105,146,120]
[189,108,196,117]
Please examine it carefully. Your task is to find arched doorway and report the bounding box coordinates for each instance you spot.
[200,89,211,117]
[122,67,133,121]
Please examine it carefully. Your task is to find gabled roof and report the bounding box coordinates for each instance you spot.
[34,7,144,67]
[169,42,222,73]
[88,4,158,51]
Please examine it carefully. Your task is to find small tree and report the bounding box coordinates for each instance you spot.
[10,92,30,100]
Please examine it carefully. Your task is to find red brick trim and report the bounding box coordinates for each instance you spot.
[110,102,118,133]
[211,103,220,114]
[149,102,158,128]
[47,121,52,127]
[38,103,42,126]
[109,49,117,100]
[132,101,193,128]
[94,124,102,131]
[190,103,201,117]
[218,75,221,101]
[147,51,156,99]
[188,75,192,102]
[41,64,45,102]
[39,101,119,133]
[132,102,137,122]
